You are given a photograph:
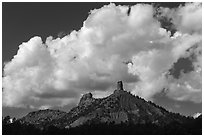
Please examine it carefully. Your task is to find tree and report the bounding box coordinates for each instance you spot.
[3,116,11,125]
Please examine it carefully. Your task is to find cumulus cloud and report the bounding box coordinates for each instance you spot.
[173,2,202,34]
[3,3,202,108]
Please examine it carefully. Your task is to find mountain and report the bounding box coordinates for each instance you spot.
[18,81,186,128]
[55,81,187,129]
[3,81,202,135]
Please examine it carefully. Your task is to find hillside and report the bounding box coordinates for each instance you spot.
[3,81,202,135]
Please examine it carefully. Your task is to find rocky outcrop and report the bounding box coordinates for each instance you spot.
[114,81,125,94]
[117,81,123,90]
[78,92,95,106]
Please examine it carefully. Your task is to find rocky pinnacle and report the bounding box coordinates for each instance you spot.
[117,81,123,90]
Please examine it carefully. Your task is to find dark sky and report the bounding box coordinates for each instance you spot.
[2,2,200,118]
[2,3,107,64]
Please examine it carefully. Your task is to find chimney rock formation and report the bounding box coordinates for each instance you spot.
[117,81,123,90]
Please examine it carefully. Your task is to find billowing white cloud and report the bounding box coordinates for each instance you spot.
[173,2,202,34]
[3,3,202,108]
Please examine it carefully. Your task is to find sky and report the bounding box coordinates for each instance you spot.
[2,2,202,118]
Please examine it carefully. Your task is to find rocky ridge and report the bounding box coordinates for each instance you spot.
[19,81,189,129]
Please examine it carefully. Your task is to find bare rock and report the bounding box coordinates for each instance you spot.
[117,81,123,90]
[78,93,94,106]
